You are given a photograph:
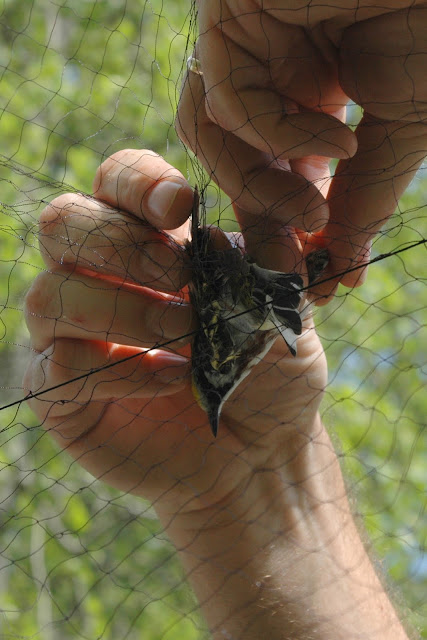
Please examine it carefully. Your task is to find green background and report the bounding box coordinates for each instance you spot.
[0,1,425,638]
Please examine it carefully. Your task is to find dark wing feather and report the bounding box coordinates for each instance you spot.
[271,274,303,334]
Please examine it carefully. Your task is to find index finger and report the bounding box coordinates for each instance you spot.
[93,149,195,231]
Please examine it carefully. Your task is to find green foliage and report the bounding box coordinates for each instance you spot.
[318,208,427,634]
[0,1,425,638]
[0,2,207,638]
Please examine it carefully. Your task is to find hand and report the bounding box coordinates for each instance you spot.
[23,149,410,639]
[23,148,326,515]
[176,1,427,301]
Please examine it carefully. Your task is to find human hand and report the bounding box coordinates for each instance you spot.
[23,148,326,522]
[23,150,411,640]
[177,1,427,301]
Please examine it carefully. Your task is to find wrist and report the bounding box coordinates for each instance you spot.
[157,411,327,529]
[156,416,408,639]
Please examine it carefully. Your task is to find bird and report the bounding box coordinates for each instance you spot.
[186,186,327,437]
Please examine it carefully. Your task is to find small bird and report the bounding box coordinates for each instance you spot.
[186,187,326,437]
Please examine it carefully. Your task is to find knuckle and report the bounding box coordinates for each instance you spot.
[39,195,74,229]
[204,93,233,131]
[24,272,57,331]
[94,149,159,187]
[43,344,78,389]
[39,195,84,255]
[94,149,132,182]
[174,111,192,148]
[24,272,49,315]
[24,344,94,425]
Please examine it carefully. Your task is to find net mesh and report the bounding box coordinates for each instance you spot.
[0,2,425,639]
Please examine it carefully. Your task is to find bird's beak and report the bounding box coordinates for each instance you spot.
[207,406,221,438]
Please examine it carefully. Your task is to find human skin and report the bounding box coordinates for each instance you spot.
[176,1,427,302]
[23,150,412,639]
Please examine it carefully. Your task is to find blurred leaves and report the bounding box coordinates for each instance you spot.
[318,207,427,634]
[0,0,425,638]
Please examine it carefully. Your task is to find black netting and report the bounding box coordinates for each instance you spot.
[0,2,425,639]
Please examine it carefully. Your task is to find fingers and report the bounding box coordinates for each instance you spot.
[233,205,305,277]
[23,339,189,422]
[339,7,427,125]
[196,17,357,160]
[321,7,427,289]
[26,149,197,428]
[93,148,194,231]
[317,114,427,289]
[39,192,190,292]
[177,66,330,233]
[24,270,195,353]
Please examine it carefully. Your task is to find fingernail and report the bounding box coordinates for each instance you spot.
[150,351,189,384]
[306,248,330,285]
[147,181,183,221]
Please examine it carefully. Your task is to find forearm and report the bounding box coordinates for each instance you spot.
[158,416,410,639]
